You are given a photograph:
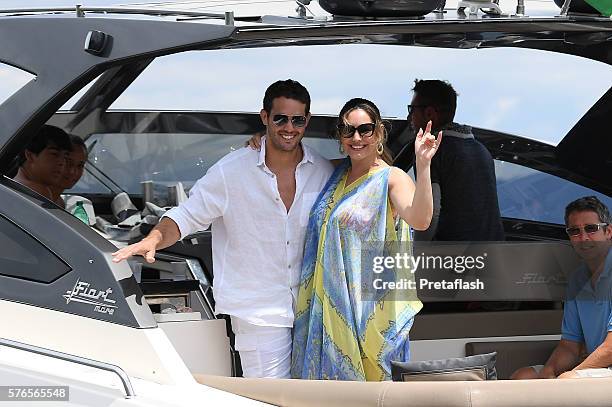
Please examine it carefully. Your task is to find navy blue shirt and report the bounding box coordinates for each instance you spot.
[427,130,504,241]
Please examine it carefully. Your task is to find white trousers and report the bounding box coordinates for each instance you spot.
[230,316,292,378]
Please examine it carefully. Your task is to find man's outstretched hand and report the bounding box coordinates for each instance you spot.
[112,218,181,263]
[112,236,159,263]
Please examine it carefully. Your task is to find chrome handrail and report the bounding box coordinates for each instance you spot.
[0,337,135,398]
[0,6,227,19]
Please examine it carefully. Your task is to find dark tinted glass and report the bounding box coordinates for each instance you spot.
[495,160,612,224]
[0,215,71,283]
[72,132,342,194]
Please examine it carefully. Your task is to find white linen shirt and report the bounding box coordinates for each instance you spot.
[164,137,333,327]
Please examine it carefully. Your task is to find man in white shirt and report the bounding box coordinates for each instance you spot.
[112,79,333,378]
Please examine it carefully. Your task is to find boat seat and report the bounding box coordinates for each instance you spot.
[195,374,612,407]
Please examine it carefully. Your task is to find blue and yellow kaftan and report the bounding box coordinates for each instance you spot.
[291,159,422,381]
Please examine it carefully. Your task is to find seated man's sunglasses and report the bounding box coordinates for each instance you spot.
[271,114,307,128]
[565,223,608,236]
[337,123,376,138]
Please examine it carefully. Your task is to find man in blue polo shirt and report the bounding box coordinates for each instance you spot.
[512,196,612,379]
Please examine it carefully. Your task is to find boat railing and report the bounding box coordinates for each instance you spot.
[0,337,135,398]
[0,5,236,25]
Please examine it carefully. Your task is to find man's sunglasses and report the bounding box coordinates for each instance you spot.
[337,123,376,138]
[565,223,608,237]
[407,104,427,115]
[271,114,307,128]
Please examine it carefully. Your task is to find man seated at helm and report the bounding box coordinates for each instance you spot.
[512,196,612,379]
[13,124,72,207]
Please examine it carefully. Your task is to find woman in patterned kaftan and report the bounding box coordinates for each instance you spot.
[291,98,442,381]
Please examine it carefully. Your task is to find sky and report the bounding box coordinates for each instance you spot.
[1,0,612,145]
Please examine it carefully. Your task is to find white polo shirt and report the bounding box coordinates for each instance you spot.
[164,138,333,327]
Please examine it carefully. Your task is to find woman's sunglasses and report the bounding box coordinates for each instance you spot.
[272,114,307,128]
[338,123,376,138]
[565,223,608,237]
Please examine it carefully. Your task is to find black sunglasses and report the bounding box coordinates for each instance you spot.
[338,123,376,138]
[565,223,608,237]
[271,114,307,128]
[406,104,427,115]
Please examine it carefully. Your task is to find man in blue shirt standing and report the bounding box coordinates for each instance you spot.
[512,196,612,379]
